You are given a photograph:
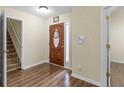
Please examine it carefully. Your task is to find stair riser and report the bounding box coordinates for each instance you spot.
[7,46,14,49]
[7,60,19,64]
[7,63,20,67]
[7,40,12,43]
[7,38,11,41]
[7,54,17,59]
[8,49,16,53]
[7,44,13,46]
[7,57,19,62]
[7,42,13,45]
[7,36,11,39]
[7,63,20,68]
[7,41,12,44]
[7,65,20,69]
[7,57,18,61]
[7,66,21,72]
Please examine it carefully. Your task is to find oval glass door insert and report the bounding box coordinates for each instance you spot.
[53,29,59,48]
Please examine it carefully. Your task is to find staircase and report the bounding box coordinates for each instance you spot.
[7,31,21,72]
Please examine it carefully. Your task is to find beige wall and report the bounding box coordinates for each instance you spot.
[110,7,124,63]
[4,7,47,68]
[72,6,101,82]
[44,13,71,61]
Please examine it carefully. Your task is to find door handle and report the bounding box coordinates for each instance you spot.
[61,45,64,48]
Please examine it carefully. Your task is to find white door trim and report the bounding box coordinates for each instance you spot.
[49,21,72,70]
[64,21,72,69]
[3,8,7,87]
[101,6,120,87]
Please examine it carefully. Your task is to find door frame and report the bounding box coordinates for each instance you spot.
[6,15,24,70]
[49,22,72,69]
[64,21,71,69]
[101,6,120,87]
[2,9,7,87]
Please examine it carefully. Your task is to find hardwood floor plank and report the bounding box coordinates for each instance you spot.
[111,62,124,87]
[7,63,97,87]
[8,64,52,86]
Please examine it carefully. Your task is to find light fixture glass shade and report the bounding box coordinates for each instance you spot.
[37,6,49,14]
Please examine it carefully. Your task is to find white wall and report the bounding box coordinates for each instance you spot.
[71,6,101,84]
[110,7,124,63]
[4,7,47,69]
[44,13,71,61]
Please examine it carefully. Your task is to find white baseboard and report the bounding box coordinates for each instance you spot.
[22,60,46,69]
[64,66,71,70]
[111,60,124,64]
[44,60,49,63]
[71,73,100,86]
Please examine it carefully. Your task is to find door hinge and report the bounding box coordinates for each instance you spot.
[106,72,110,77]
[106,44,110,49]
[106,16,111,20]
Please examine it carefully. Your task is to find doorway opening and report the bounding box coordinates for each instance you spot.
[102,6,124,87]
[6,17,23,73]
[49,22,71,69]
[109,7,124,87]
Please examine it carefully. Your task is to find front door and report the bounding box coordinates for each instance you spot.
[49,23,64,66]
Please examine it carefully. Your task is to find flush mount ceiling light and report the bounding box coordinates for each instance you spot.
[39,6,48,10]
[37,6,49,14]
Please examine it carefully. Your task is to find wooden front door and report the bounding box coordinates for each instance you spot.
[49,23,64,66]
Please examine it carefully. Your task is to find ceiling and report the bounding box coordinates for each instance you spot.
[10,6,72,18]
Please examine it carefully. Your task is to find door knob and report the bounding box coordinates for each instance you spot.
[61,45,64,48]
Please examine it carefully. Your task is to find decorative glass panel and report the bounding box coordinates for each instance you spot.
[53,29,59,48]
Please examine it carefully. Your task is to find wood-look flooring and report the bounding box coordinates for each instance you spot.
[7,63,97,87]
[111,62,124,87]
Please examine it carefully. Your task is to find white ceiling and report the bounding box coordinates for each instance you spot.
[10,6,72,18]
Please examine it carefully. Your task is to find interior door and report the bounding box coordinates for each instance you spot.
[0,11,7,87]
[49,23,64,66]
